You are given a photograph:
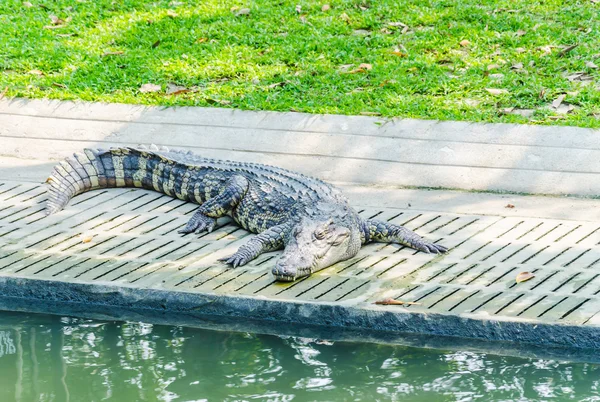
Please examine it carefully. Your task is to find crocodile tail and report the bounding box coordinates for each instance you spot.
[44,145,171,216]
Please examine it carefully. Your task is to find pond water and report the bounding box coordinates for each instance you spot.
[0,311,598,402]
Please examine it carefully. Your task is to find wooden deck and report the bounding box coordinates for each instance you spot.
[2,179,600,349]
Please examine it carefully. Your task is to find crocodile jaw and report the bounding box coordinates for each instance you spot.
[272,219,360,281]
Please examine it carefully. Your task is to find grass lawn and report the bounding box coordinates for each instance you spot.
[1,0,599,127]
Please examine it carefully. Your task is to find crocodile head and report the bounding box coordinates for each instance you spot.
[272,217,360,281]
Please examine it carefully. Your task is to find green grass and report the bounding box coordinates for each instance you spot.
[1,0,599,127]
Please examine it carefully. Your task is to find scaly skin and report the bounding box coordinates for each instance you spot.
[45,145,447,281]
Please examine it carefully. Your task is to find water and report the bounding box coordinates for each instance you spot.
[0,311,598,402]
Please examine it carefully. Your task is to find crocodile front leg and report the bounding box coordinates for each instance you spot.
[363,219,447,254]
[219,224,288,268]
[178,175,249,234]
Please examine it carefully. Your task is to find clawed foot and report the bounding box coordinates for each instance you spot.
[178,213,217,235]
[218,250,253,268]
[415,239,448,254]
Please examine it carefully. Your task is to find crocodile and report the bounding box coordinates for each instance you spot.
[45,146,447,281]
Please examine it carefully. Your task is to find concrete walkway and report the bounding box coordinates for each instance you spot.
[1,98,600,352]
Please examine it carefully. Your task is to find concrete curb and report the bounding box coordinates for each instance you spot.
[1,275,598,351]
[1,98,599,196]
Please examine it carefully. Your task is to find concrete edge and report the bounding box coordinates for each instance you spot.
[2,98,600,196]
[0,276,598,351]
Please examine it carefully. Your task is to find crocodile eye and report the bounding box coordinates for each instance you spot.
[314,229,326,240]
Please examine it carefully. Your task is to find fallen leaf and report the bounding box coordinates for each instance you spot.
[360,111,381,116]
[392,50,407,57]
[101,51,124,57]
[151,40,161,48]
[236,8,250,16]
[139,83,161,93]
[28,69,44,76]
[166,83,190,95]
[516,29,527,37]
[56,33,76,37]
[516,271,535,283]
[485,88,509,95]
[0,86,8,100]
[459,39,470,47]
[388,21,407,28]
[463,99,481,107]
[196,37,208,44]
[167,9,178,17]
[374,298,420,306]
[358,63,372,70]
[206,98,232,105]
[23,1,33,7]
[554,103,576,115]
[487,64,500,71]
[567,90,580,96]
[566,72,593,81]
[515,47,526,53]
[586,61,599,69]
[511,62,524,69]
[49,15,65,25]
[552,94,566,109]
[81,235,93,243]
[52,82,67,88]
[508,108,535,117]
[339,12,350,22]
[353,29,370,36]
[321,4,330,11]
[558,44,578,57]
[489,73,504,80]
[295,4,301,13]
[169,1,184,6]
[267,81,286,88]
[505,203,515,208]
[339,64,353,72]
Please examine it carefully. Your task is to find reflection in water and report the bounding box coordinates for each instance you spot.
[0,311,597,401]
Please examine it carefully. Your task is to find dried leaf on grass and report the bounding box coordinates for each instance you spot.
[23,1,33,7]
[374,298,420,306]
[101,51,124,57]
[167,9,178,17]
[165,83,190,95]
[235,8,250,16]
[558,44,578,57]
[552,94,566,109]
[342,63,372,74]
[206,98,232,105]
[339,12,350,22]
[502,108,534,118]
[360,111,381,116]
[52,82,67,89]
[566,72,593,82]
[586,61,599,69]
[0,86,8,100]
[515,29,527,37]
[139,83,162,93]
[28,69,44,76]
[353,29,370,36]
[516,272,535,283]
[321,4,330,11]
[485,88,509,95]
[459,39,470,47]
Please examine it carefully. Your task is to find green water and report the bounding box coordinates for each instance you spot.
[0,312,598,402]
